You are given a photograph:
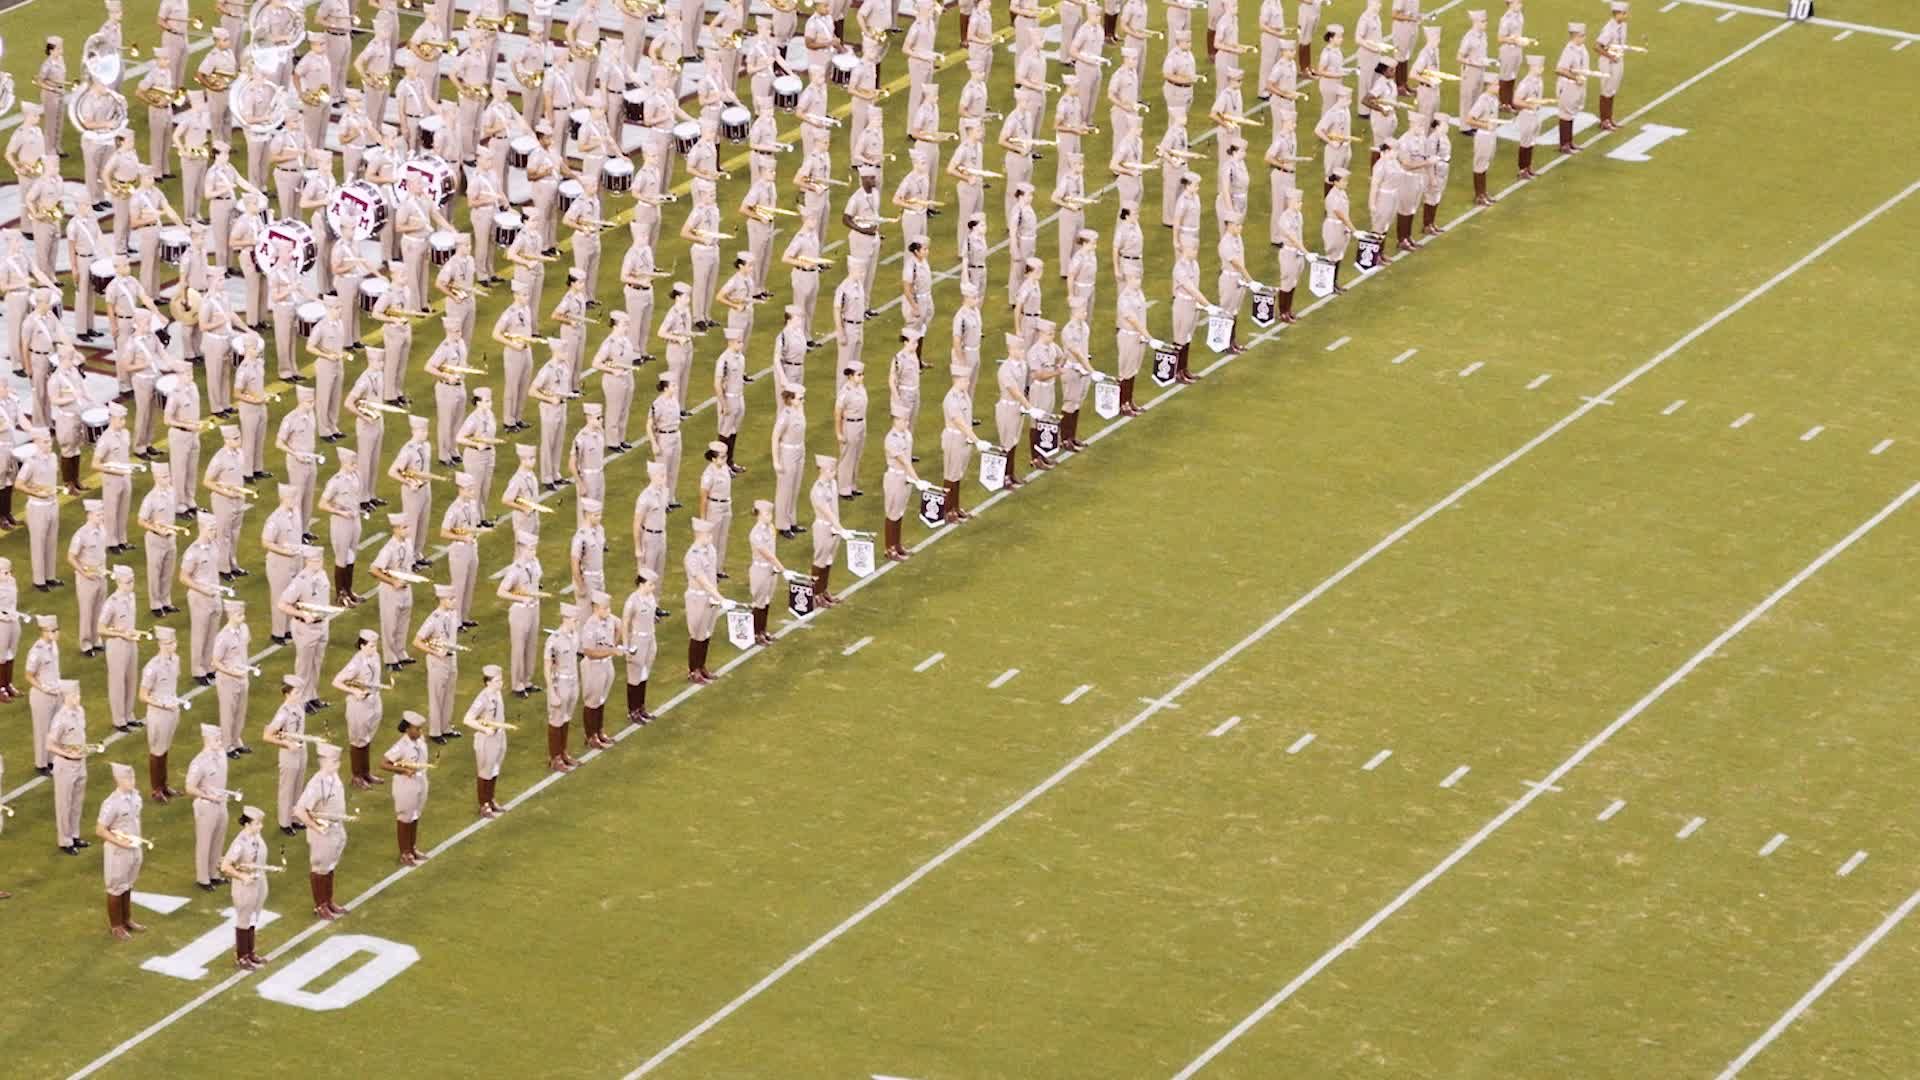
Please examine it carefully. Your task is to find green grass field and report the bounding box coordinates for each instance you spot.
[4,0,1920,1076]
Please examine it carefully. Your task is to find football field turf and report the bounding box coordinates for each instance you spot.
[4,0,1920,1076]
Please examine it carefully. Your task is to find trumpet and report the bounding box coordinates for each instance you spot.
[747,203,800,218]
[512,498,556,514]
[60,742,109,754]
[469,720,519,733]
[295,601,347,616]
[313,811,360,825]
[1420,68,1462,82]
[109,829,156,850]
[443,364,489,377]
[385,569,431,584]
[390,757,436,771]
[234,861,288,873]
[401,470,448,485]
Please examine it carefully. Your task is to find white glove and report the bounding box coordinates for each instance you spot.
[974,438,994,453]
[1024,407,1046,421]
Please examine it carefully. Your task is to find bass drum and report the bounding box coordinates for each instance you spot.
[325,178,391,241]
[254,218,318,274]
[402,152,458,208]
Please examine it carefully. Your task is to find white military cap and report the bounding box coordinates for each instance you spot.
[200,723,222,740]
[153,626,176,641]
[813,454,836,468]
[433,584,455,599]
[282,674,304,689]
[316,743,342,762]
[111,564,134,581]
[579,498,602,514]
[590,590,610,605]
[690,516,715,532]
[110,762,136,782]
[388,512,410,526]
[482,663,502,679]
[83,499,103,512]
[1568,21,1585,31]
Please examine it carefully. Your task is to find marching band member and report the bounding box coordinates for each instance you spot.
[570,499,607,603]
[333,629,388,788]
[544,602,582,772]
[48,679,90,853]
[186,723,234,890]
[834,363,868,498]
[578,590,619,748]
[280,544,339,710]
[210,600,254,755]
[806,454,845,608]
[456,387,502,511]
[389,415,435,566]
[368,515,417,671]
[67,502,109,655]
[413,584,462,742]
[317,448,364,605]
[18,431,61,591]
[1596,2,1631,131]
[591,317,638,454]
[260,484,301,645]
[570,404,608,507]
[425,328,473,466]
[442,474,483,627]
[181,512,226,687]
[683,518,727,683]
[262,675,311,834]
[218,806,270,967]
[529,345,573,491]
[1393,0,1424,93]
[464,665,509,816]
[633,460,671,599]
[381,711,431,865]
[697,442,735,578]
[880,415,926,561]
[501,443,543,540]
[1554,22,1590,154]
[1275,186,1308,323]
[97,761,146,939]
[292,742,349,919]
[494,279,537,431]
[497,530,544,699]
[1514,53,1546,178]
[100,566,141,734]
[744,501,786,644]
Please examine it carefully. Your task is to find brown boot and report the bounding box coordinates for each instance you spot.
[944,479,970,521]
[148,754,169,803]
[62,455,86,495]
[1279,289,1297,324]
[397,820,413,865]
[1297,42,1311,70]
[124,892,147,933]
[408,820,426,862]
[1473,171,1492,206]
[548,723,572,772]
[0,485,15,528]
[752,604,774,645]
[1175,342,1197,384]
[1518,145,1535,179]
[1559,118,1580,153]
[109,893,130,941]
[1599,95,1616,131]
[1498,78,1515,113]
[1119,377,1141,416]
[688,639,709,683]
[325,873,347,916]
[884,518,907,561]
[1422,204,1444,236]
[1028,428,1050,471]
[1394,60,1411,96]
[1397,214,1420,253]
[311,873,334,919]
[235,926,252,968]
[0,657,15,697]
[627,679,654,724]
[814,564,838,607]
[477,777,493,817]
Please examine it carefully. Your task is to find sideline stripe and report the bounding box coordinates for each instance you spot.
[1717,886,1920,1077]
[1169,477,1920,1079]
[1669,0,1920,42]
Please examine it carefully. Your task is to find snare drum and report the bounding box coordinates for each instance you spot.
[772,75,802,111]
[158,227,192,265]
[357,276,390,313]
[296,301,326,338]
[557,178,584,214]
[600,157,634,194]
[829,52,857,86]
[567,107,590,140]
[255,219,319,274]
[429,230,459,265]
[154,373,182,399]
[672,120,701,154]
[720,105,751,142]
[418,115,445,150]
[622,88,646,125]
[325,178,391,241]
[89,258,116,292]
[491,209,524,247]
[80,407,109,444]
[507,135,536,169]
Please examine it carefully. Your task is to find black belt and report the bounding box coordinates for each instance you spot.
[710,497,729,503]
[643,527,663,535]
[656,428,678,435]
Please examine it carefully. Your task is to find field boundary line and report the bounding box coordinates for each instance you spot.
[1716,885,1920,1077]
[1170,474,1920,1078]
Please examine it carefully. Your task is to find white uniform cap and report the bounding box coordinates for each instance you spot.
[200,723,222,740]
[111,762,136,783]
[813,453,837,468]
[153,626,176,641]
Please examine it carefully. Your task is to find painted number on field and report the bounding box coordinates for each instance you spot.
[142,908,285,981]
[1604,124,1689,163]
[256,934,421,1011]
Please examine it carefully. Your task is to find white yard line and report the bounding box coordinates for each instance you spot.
[1597,799,1626,822]
[1390,349,1419,365]
[1837,851,1868,877]
[1669,0,1920,42]
[1663,399,1688,416]
[1526,374,1551,390]
[1362,750,1393,772]
[1325,336,1352,352]
[842,635,874,656]
[1169,478,1920,1080]
[1799,425,1824,442]
[1716,886,1920,1078]
[987,667,1020,689]
[1731,412,1755,429]
[1871,439,1894,456]
[912,651,944,672]
[1758,833,1788,856]
[1438,766,1470,789]
[1458,362,1483,378]
[1286,733,1316,754]
[1677,816,1708,840]
[1207,716,1242,737]
[1060,683,1093,705]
